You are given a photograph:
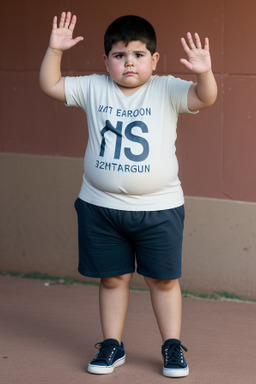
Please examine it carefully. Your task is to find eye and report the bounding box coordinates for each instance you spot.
[135,53,143,58]
[115,54,124,59]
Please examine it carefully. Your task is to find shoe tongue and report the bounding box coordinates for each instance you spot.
[164,338,180,347]
[104,338,120,345]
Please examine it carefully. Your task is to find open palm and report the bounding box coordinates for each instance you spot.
[180,32,212,74]
[49,11,84,51]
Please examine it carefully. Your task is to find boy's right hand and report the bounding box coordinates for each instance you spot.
[40,11,83,101]
[49,11,84,52]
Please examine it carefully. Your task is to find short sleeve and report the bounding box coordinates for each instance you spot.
[167,77,199,115]
[64,76,90,109]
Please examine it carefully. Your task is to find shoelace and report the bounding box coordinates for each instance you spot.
[164,342,187,364]
[94,341,117,362]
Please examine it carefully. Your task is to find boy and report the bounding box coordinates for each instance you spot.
[40,12,217,378]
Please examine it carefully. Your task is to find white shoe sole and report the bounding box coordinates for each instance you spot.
[88,355,126,375]
[163,365,189,377]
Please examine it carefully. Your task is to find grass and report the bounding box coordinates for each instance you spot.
[181,289,245,302]
[0,270,251,302]
[0,271,99,287]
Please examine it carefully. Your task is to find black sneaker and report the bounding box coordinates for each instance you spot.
[162,338,189,377]
[88,338,126,375]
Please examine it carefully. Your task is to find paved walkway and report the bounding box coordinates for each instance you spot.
[1,275,256,384]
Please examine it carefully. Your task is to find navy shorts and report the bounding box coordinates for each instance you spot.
[74,198,185,280]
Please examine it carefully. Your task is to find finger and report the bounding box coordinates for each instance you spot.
[180,58,193,71]
[204,37,210,51]
[64,11,72,28]
[186,32,196,49]
[194,33,202,49]
[59,12,66,28]
[52,16,57,30]
[180,37,190,53]
[73,36,84,45]
[69,15,77,32]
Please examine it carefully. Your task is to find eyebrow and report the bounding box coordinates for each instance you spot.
[111,50,147,55]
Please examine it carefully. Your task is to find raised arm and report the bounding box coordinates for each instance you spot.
[39,12,84,102]
[180,32,217,111]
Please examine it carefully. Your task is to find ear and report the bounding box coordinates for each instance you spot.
[152,52,160,70]
[103,54,109,72]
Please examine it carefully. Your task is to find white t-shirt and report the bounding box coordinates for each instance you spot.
[65,74,194,211]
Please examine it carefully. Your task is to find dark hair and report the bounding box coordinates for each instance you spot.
[104,15,157,56]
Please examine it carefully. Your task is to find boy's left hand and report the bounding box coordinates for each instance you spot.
[180,32,212,74]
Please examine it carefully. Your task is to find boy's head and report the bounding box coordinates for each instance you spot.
[104,15,157,56]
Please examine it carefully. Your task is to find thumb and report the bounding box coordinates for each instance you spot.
[180,58,193,71]
[72,36,84,46]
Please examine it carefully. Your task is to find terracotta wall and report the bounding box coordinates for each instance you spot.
[1,0,256,201]
[1,0,256,298]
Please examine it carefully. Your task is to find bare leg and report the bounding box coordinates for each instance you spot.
[144,277,182,342]
[99,273,133,343]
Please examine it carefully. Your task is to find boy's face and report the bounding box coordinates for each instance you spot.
[103,41,159,95]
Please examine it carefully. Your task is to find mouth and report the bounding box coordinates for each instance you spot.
[124,71,136,75]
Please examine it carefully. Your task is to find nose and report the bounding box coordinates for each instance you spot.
[125,54,134,67]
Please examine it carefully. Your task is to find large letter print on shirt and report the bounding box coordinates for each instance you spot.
[99,120,122,159]
[99,120,149,162]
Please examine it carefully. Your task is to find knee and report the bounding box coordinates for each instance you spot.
[144,277,180,292]
[101,273,132,290]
